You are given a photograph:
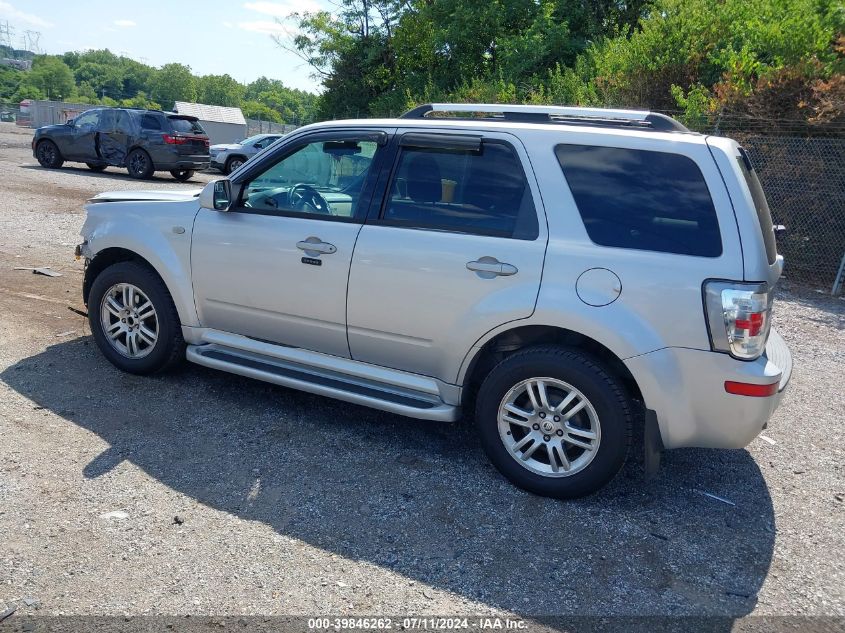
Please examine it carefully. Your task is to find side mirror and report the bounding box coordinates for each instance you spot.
[66,118,75,126]
[200,179,233,211]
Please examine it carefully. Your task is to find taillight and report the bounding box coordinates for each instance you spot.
[703,280,772,360]
[162,134,188,145]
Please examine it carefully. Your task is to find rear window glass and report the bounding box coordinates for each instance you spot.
[139,113,163,130]
[737,147,777,265]
[168,117,205,135]
[555,144,722,257]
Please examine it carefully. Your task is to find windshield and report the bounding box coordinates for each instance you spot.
[240,135,265,146]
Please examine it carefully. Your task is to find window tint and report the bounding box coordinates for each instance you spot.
[140,113,163,131]
[383,141,538,239]
[115,110,132,134]
[555,145,721,257]
[241,139,379,219]
[97,109,115,131]
[73,110,99,129]
[168,116,205,135]
[737,147,777,264]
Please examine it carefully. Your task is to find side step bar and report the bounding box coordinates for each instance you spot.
[186,344,460,422]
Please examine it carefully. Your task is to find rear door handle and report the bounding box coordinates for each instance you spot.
[297,238,337,255]
[466,259,518,276]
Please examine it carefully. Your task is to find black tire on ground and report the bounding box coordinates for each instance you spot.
[224,156,245,175]
[474,345,632,499]
[170,169,195,182]
[88,261,185,375]
[35,139,64,169]
[126,148,154,179]
[86,163,107,172]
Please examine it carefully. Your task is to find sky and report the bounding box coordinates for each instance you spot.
[0,0,326,93]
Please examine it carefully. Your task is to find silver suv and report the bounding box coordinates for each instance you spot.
[76,104,792,498]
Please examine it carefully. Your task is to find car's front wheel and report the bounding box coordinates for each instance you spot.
[475,346,632,498]
[126,148,154,179]
[225,156,244,174]
[88,261,185,375]
[35,140,64,168]
[169,169,195,182]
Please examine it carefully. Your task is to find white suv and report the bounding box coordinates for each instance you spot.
[76,104,792,498]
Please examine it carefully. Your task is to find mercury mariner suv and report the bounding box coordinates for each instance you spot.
[76,104,792,498]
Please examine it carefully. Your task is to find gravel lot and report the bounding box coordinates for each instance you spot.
[1,122,843,624]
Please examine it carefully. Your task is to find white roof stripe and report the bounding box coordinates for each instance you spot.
[173,101,246,125]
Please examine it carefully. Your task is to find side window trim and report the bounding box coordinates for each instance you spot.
[367,131,541,240]
[229,130,392,224]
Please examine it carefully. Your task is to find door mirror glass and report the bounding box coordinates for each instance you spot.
[200,179,233,211]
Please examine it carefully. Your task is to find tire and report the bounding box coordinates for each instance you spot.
[475,346,632,499]
[170,169,195,182]
[35,139,64,168]
[224,156,245,174]
[88,261,185,375]
[86,163,107,172]
[126,148,154,179]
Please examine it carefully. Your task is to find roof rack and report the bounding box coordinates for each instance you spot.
[399,103,690,133]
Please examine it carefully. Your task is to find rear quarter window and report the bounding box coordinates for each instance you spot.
[168,117,206,135]
[139,113,164,131]
[555,144,722,257]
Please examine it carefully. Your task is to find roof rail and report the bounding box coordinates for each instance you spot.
[399,103,690,133]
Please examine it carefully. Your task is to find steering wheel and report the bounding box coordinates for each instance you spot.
[289,183,331,214]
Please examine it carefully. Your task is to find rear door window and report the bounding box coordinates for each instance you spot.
[168,116,205,135]
[382,138,539,240]
[555,145,722,257]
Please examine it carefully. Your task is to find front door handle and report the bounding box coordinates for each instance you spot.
[297,238,337,255]
[466,258,518,277]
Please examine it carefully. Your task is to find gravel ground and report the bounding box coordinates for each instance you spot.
[0,123,843,623]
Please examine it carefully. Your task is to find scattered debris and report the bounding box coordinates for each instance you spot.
[336,581,348,588]
[698,491,736,506]
[55,330,75,338]
[422,589,434,600]
[0,603,16,622]
[99,510,129,520]
[32,406,43,411]
[67,306,88,318]
[32,267,62,277]
[172,515,185,525]
[22,597,39,608]
[835,494,844,503]
[759,435,777,445]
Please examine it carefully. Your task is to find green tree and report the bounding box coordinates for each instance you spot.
[197,74,246,107]
[28,56,75,100]
[151,63,197,108]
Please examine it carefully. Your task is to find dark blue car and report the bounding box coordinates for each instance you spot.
[32,107,210,181]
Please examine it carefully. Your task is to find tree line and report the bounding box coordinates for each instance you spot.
[0,48,318,124]
[283,0,843,128]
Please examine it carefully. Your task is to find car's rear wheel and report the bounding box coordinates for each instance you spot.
[86,163,107,172]
[225,156,244,174]
[170,169,195,182]
[35,140,64,169]
[126,148,154,179]
[88,261,185,375]
[475,346,632,498]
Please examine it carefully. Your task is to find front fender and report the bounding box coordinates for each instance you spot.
[82,200,201,327]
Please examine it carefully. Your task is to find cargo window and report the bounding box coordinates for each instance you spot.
[555,145,722,257]
[139,113,163,131]
[169,116,205,135]
[382,140,539,240]
[736,147,777,265]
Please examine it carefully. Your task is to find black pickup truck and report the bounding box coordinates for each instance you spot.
[32,107,209,181]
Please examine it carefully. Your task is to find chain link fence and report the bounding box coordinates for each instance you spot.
[674,111,845,292]
[244,118,299,137]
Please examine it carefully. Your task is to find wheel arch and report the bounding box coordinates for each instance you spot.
[460,324,644,408]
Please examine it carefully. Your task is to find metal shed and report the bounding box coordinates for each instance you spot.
[172,102,247,145]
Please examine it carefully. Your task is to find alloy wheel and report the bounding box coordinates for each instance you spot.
[497,377,601,477]
[99,283,159,358]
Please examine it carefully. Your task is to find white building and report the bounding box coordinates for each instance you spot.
[172,102,247,145]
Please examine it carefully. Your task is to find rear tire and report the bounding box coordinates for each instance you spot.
[126,148,154,179]
[36,140,64,168]
[86,163,107,172]
[475,346,632,498]
[170,169,195,182]
[88,261,185,375]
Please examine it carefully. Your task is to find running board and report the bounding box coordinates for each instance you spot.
[186,344,460,422]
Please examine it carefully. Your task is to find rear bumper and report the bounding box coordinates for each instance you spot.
[625,328,792,450]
